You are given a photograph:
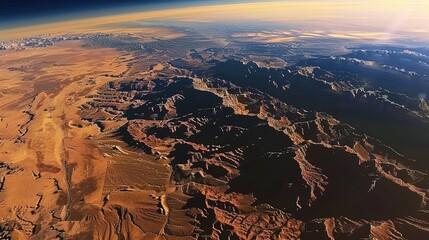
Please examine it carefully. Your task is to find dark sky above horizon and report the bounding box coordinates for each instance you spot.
[1,0,202,21]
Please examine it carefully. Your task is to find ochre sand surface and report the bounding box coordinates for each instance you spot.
[0,41,208,239]
[0,42,129,238]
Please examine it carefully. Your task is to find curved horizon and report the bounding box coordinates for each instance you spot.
[1,0,428,42]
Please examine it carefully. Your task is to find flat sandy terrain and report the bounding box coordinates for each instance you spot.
[0,39,200,239]
[0,41,130,238]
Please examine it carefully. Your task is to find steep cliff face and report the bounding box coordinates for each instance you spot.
[1,35,428,239]
[78,58,428,239]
